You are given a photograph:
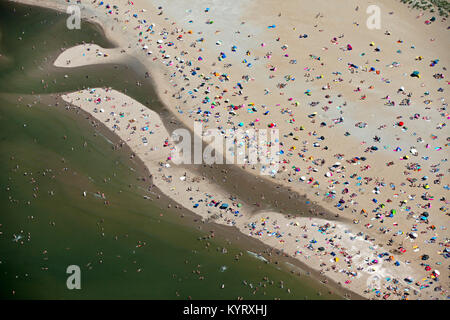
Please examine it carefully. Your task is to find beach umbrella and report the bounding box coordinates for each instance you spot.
[410,71,421,78]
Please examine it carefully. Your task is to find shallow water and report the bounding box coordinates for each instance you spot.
[0,1,341,299]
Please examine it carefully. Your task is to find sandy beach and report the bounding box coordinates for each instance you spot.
[11,0,449,300]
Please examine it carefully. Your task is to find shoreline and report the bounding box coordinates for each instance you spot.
[1,91,350,299]
[63,92,363,300]
[18,90,359,299]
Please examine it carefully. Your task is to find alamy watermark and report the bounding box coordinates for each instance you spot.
[66,265,81,290]
[171,123,280,176]
[66,5,81,30]
[366,5,381,30]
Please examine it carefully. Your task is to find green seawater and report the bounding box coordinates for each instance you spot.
[0,1,341,299]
